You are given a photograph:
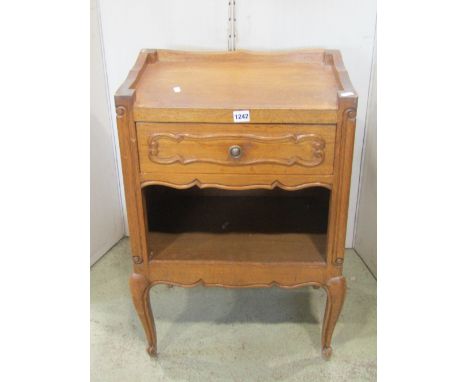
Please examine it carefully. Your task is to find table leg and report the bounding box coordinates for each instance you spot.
[321,276,346,359]
[129,273,157,357]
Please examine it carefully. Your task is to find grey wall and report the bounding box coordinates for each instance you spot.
[91,0,125,264]
[354,42,377,275]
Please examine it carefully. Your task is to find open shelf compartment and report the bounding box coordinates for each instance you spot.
[144,186,330,266]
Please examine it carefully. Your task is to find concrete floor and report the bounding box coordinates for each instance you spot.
[91,238,376,381]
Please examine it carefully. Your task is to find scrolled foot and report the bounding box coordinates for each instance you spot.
[147,345,157,357]
[322,346,333,360]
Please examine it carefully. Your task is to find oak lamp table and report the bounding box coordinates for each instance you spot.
[115,49,357,359]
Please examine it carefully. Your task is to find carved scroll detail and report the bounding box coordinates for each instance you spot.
[334,258,344,265]
[344,108,357,121]
[116,106,127,118]
[150,278,323,289]
[132,256,143,264]
[141,178,332,191]
[147,133,326,167]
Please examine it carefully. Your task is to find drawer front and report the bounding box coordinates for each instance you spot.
[137,123,336,175]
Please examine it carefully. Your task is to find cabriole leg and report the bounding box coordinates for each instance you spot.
[129,273,157,357]
[321,276,346,359]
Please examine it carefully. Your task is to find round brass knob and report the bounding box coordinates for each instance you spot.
[229,145,242,158]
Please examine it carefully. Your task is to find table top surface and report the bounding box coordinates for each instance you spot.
[131,50,341,111]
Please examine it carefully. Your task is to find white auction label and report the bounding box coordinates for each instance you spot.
[233,110,250,123]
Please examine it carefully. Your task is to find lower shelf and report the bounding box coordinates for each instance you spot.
[144,186,330,286]
[148,231,327,265]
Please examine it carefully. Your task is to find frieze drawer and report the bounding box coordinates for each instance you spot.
[136,123,336,175]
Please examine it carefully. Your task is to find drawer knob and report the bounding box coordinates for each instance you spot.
[229,145,242,158]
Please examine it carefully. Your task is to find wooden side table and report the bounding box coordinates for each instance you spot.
[115,49,357,359]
